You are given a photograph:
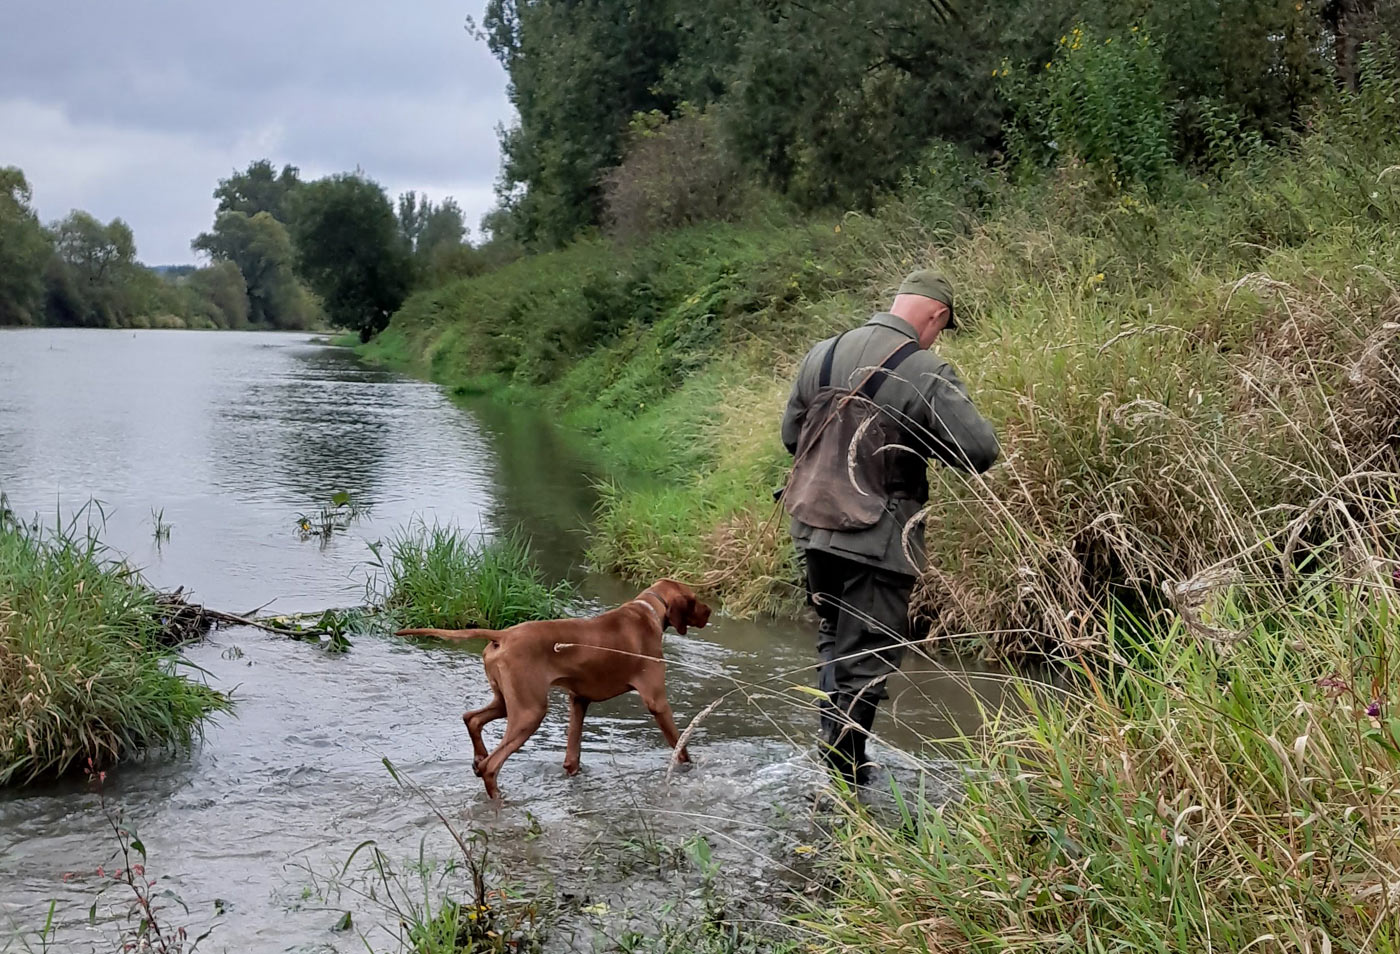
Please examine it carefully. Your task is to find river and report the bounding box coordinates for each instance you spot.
[0,329,1012,953]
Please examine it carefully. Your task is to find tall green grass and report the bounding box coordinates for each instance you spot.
[368,522,573,630]
[0,508,229,785]
[802,572,1400,952]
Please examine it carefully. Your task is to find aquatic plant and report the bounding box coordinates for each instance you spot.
[295,490,369,542]
[0,505,229,785]
[367,521,573,631]
[150,508,172,543]
[305,758,548,954]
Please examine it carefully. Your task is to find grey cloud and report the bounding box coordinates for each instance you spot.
[0,0,511,264]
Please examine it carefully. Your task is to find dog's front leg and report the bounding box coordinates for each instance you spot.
[563,695,589,776]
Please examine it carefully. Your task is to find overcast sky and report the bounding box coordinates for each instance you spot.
[0,1,512,265]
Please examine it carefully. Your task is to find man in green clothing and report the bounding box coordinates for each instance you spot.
[780,268,999,787]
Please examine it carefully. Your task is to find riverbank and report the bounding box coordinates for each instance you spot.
[365,111,1400,659]
[358,107,1400,950]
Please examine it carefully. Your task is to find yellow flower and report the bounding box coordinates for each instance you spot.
[1045,62,1052,69]
[1105,37,1112,44]
[1131,25,1139,32]
[1093,272,1106,283]
[834,224,841,233]
[1060,36,1067,44]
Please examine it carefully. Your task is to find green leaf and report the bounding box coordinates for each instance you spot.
[333,911,353,932]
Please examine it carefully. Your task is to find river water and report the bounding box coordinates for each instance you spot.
[0,329,1012,953]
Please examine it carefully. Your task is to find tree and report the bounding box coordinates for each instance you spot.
[398,192,470,284]
[419,198,467,257]
[289,173,412,341]
[46,211,141,326]
[479,0,684,247]
[397,191,431,252]
[187,261,250,328]
[192,211,313,328]
[214,159,303,221]
[0,167,54,326]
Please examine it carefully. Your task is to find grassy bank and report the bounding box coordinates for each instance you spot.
[0,507,229,785]
[803,551,1400,951]
[366,97,1400,658]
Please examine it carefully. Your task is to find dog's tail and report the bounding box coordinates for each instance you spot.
[394,627,498,642]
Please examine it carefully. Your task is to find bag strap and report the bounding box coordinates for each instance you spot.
[818,331,847,388]
[855,340,919,401]
[819,331,918,395]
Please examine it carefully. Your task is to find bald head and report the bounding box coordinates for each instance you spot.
[890,293,952,348]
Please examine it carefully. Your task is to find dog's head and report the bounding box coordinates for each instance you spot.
[650,578,712,635]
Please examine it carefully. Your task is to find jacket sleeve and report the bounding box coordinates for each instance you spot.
[912,358,1000,474]
[780,347,816,455]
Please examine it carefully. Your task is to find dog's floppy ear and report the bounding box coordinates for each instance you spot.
[690,599,712,629]
[666,596,691,635]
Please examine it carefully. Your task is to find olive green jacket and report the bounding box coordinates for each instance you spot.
[780,313,1000,576]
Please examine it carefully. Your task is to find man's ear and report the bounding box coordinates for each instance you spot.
[666,597,690,635]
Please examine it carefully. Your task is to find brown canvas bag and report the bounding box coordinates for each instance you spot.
[782,333,920,531]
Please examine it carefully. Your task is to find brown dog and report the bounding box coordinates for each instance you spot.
[395,578,711,799]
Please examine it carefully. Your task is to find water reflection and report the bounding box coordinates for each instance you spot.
[463,395,602,580]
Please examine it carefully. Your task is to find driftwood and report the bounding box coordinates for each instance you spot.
[152,588,367,648]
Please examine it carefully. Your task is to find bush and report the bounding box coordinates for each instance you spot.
[0,507,229,785]
[368,522,573,630]
[601,106,755,241]
[1000,24,1172,193]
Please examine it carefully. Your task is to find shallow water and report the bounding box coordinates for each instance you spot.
[0,329,1016,952]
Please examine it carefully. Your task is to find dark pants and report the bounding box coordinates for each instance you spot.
[802,548,915,711]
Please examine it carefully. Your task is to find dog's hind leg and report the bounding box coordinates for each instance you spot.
[476,680,548,800]
[463,692,506,773]
[563,695,590,776]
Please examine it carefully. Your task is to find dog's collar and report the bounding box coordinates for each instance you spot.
[631,589,669,621]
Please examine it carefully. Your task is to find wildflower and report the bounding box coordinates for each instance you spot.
[1060,36,1067,44]
[1131,25,1139,32]
[1366,700,1382,718]
[834,224,841,233]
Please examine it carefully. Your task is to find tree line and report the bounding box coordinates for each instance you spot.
[477,0,1400,249]
[0,160,488,340]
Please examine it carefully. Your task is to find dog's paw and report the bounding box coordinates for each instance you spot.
[563,762,581,777]
[473,758,485,777]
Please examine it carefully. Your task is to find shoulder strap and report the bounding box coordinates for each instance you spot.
[818,331,847,388]
[855,340,919,401]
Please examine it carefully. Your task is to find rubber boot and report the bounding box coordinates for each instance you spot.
[847,698,884,789]
[819,699,860,788]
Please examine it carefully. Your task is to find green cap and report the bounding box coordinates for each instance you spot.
[897,268,956,329]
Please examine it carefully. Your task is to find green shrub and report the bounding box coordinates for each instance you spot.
[0,508,229,785]
[1000,24,1172,192]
